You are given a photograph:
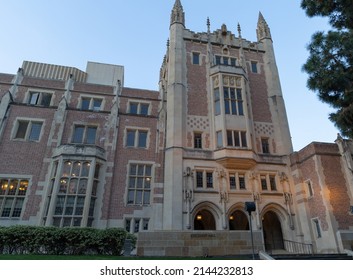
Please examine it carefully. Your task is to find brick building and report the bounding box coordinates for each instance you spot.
[0,0,352,256]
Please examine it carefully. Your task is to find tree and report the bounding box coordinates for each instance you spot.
[301,0,353,138]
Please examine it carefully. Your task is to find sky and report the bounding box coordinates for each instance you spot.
[0,0,339,151]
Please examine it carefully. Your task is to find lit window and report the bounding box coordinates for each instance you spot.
[28,91,52,107]
[72,125,97,145]
[127,164,152,205]
[14,120,43,141]
[46,161,99,227]
[0,178,28,218]
[126,129,148,148]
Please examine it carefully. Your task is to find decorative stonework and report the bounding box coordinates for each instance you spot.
[187,116,210,130]
[254,122,274,136]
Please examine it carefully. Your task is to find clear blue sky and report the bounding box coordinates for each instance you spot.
[0,0,339,151]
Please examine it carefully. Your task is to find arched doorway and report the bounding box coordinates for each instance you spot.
[194,209,216,230]
[262,211,284,251]
[229,210,249,230]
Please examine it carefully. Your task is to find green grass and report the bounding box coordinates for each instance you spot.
[0,254,252,260]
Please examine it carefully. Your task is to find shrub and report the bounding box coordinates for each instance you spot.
[0,226,131,256]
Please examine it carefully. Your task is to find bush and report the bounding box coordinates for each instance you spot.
[0,226,132,256]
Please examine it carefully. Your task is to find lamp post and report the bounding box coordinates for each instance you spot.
[245,201,256,260]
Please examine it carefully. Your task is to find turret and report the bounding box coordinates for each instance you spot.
[162,0,187,230]
[257,12,293,154]
[170,0,185,27]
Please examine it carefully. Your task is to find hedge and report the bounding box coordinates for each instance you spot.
[0,226,136,255]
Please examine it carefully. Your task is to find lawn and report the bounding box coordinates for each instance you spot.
[0,254,252,260]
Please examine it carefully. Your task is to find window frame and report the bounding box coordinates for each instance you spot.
[78,95,104,111]
[127,100,151,116]
[251,61,258,73]
[125,128,149,149]
[126,163,153,206]
[194,170,214,190]
[13,119,44,142]
[226,130,247,148]
[260,174,278,192]
[71,125,98,145]
[0,177,29,218]
[47,160,100,228]
[26,89,54,107]
[305,180,314,198]
[223,87,244,116]
[261,138,270,154]
[194,132,202,149]
[228,172,247,191]
[192,52,200,65]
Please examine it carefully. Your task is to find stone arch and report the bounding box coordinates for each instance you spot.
[227,203,249,230]
[260,203,288,251]
[192,201,221,230]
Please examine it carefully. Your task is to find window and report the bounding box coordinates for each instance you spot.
[260,174,277,191]
[269,175,277,191]
[0,178,29,218]
[195,170,214,189]
[306,180,314,198]
[227,130,247,148]
[127,164,152,205]
[216,131,223,148]
[125,219,131,232]
[72,125,97,145]
[251,61,258,73]
[261,138,270,154]
[134,219,140,233]
[229,172,246,190]
[194,132,202,149]
[214,88,221,116]
[80,97,103,111]
[215,55,237,66]
[312,218,322,238]
[206,172,213,188]
[14,120,43,141]
[261,175,267,190]
[192,52,200,65]
[28,91,52,107]
[196,171,203,188]
[128,102,150,116]
[48,160,99,227]
[224,87,244,115]
[143,218,149,230]
[126,129,148,148]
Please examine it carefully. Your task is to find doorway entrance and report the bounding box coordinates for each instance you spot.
[229,210,249,230]
[194,209,216,230]
[262,211,284,251]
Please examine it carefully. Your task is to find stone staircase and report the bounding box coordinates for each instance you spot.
[271,253,353,260]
